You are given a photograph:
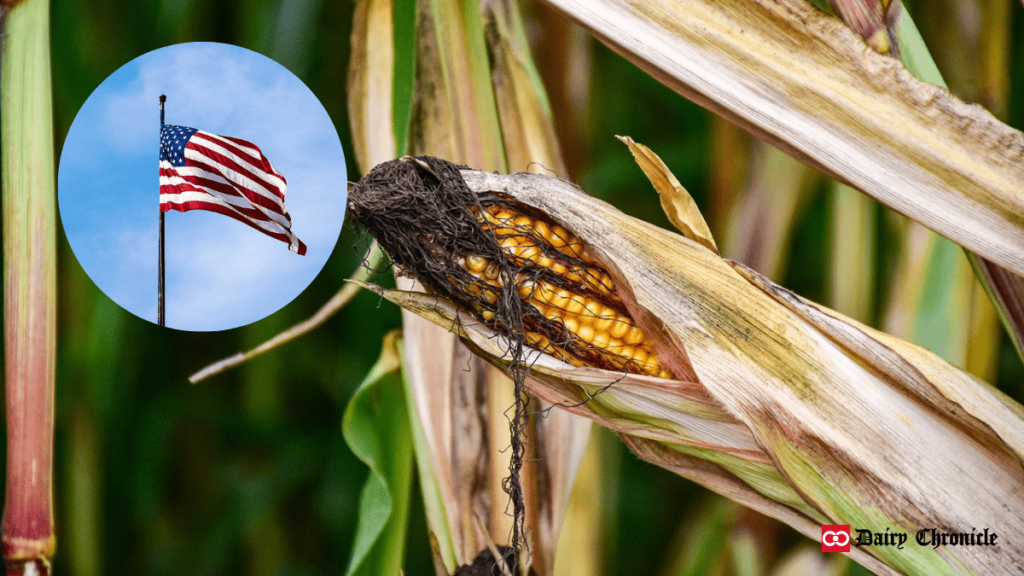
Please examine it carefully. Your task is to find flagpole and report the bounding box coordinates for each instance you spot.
[158,94,166,327]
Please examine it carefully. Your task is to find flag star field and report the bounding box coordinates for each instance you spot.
[160,125,197,166]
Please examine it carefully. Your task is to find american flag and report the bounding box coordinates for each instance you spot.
[159,124,306,255]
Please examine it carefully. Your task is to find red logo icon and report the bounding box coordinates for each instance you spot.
[821,525,851,552]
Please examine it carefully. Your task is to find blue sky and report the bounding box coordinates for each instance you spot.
[58,42,347,331]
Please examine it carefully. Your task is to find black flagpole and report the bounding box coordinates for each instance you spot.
[158,94,166,327]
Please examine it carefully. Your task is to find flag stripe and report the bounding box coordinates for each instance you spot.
[159,124,305,255]
[160,186,306,254]
[190,133,287,194]
[160,163,290,221]
[185,139,286,201]
[200,131,284,179]
[161,194,307,255]
[159,172,291,228]
[221,135,266,158]
[199,131,261,160]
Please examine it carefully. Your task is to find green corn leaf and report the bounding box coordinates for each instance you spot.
[343,331,415,576]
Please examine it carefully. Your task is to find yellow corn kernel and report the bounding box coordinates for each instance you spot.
[610,317,630,339]
[564,296,586,316]
[632,347,649,365]
[562,316,580,335]
[534,220,551,241]
[594,306,616,332]
[459,201,673,378]
[466,254,488,273]
[624,326,645,346]
[550,225,570,247]
[551,288,571,310]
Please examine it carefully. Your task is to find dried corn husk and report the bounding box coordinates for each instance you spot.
[356,154,1024,576]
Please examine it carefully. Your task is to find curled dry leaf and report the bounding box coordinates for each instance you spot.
[350,155,1024,576]
[617,136,717,254]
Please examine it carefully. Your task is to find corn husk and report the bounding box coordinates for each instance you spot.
[357,154,1024,575]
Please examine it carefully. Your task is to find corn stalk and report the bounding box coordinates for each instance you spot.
[0,0,57,573]
[348,0,593,573]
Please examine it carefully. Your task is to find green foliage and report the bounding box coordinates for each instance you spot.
[342,332,413,576]
[392,0,417,155]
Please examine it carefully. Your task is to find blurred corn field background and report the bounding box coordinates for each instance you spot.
[0,0,1021,574]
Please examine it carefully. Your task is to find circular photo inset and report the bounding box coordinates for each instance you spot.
[58,42,347,331]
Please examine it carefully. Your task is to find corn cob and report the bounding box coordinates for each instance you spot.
[460,200,673,379]
[348,156,673,379]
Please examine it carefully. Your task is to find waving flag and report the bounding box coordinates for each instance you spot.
[159,124,306,255]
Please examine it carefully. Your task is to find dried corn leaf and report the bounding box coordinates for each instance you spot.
[542,0,1024,279]
[888,2,1023,370]
[348,0,397,175]
[482,0,566,176]
[617,136,717,254]
[872,4,1004,378]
